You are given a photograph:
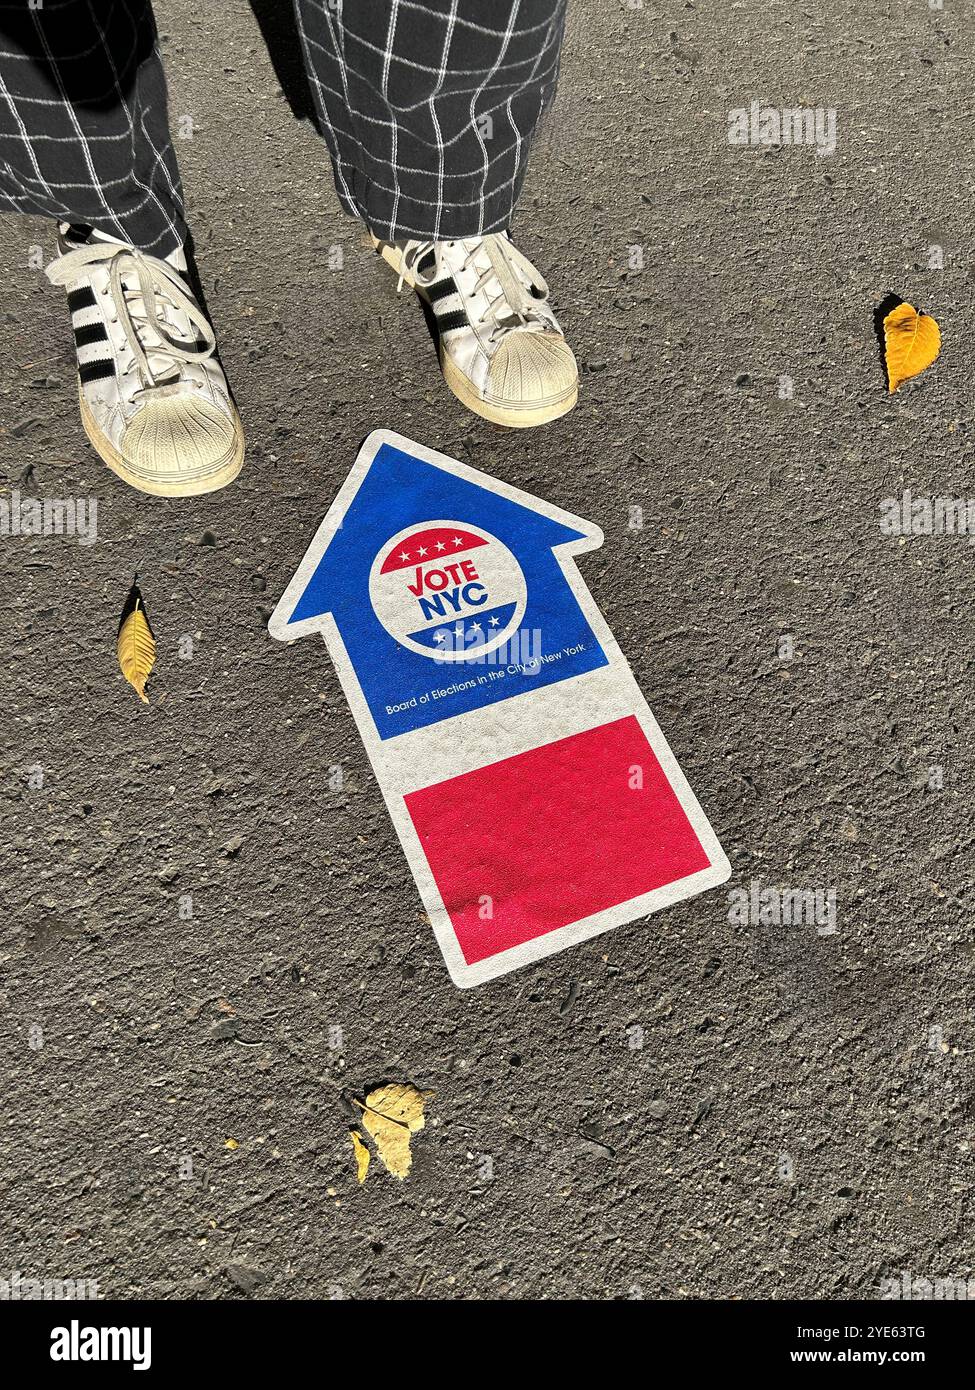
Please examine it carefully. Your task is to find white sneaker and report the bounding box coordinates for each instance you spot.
[372,232,578,428]
[45,226,244,497]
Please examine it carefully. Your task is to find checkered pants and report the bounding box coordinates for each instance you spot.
[0,0,565,256]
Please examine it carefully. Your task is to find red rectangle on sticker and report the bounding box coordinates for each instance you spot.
[404,716,711,965]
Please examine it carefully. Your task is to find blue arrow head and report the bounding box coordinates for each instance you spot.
[269,432,610,740]
[269,433,602,639]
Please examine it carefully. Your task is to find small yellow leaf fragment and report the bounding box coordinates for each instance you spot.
[117,582,157,703]
[350,1129,370,1184]
[353,1084,433,1180]
[224,1138,239,1150]
[883,301,941,394]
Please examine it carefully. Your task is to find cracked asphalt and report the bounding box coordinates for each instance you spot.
[0,0,973,1300]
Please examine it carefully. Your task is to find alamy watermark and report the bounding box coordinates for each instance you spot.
[728,879,837,935]
[728,101,837,157]
[430,625,544,668]
[0,490,97,546]
[50,1320,150,1371]
[0,1269,100,1300]
[880,1270,974,1300]
[881,491,975,544]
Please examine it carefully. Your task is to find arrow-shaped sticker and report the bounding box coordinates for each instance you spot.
[270,430,730,987]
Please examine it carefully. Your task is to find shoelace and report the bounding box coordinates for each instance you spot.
[46,242,216,389]
[399,234,550,337]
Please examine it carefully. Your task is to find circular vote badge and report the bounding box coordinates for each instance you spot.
[369,520,527,662]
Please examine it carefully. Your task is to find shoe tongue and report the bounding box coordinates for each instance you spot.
[77,229,195,368]
[88,227,131,247]
[457,234,491,265]
[456,235,534,323]
[442,235,499,288]
[83,226,187,274]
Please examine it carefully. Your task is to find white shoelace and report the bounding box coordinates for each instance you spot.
[46,242,216,389]
[398,234,551,337]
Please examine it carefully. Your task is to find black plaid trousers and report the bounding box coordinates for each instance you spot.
[0,0,566,256]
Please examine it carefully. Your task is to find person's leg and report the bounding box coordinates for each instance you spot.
[294,0,576,427]
[0,0,185,254]
[0,0,243,495]
[292,0,565,241]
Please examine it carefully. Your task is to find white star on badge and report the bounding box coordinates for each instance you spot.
[489,616,501,627]
[454,622,465,635]
[452,536,464,546]
[435,541,446,552]
[398,551,410,561]
[469,622,482,634]
[434,630,447,643]
[417,546,428,556]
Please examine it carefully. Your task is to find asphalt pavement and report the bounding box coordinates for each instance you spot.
[0,0,972,1299]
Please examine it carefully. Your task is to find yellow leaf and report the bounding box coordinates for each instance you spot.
[884,301,941,394]
[117,582,157,703]
[353,1083,433,1180]
[350,1129,370,1184]
[224,1138,238,1150]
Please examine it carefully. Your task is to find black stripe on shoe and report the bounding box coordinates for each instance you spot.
[427,277,457,304]
[78,359,116,385]
[67,286,97,315]
[434,309,470,335]
[416,250,436,276]
[73,322,108,348]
